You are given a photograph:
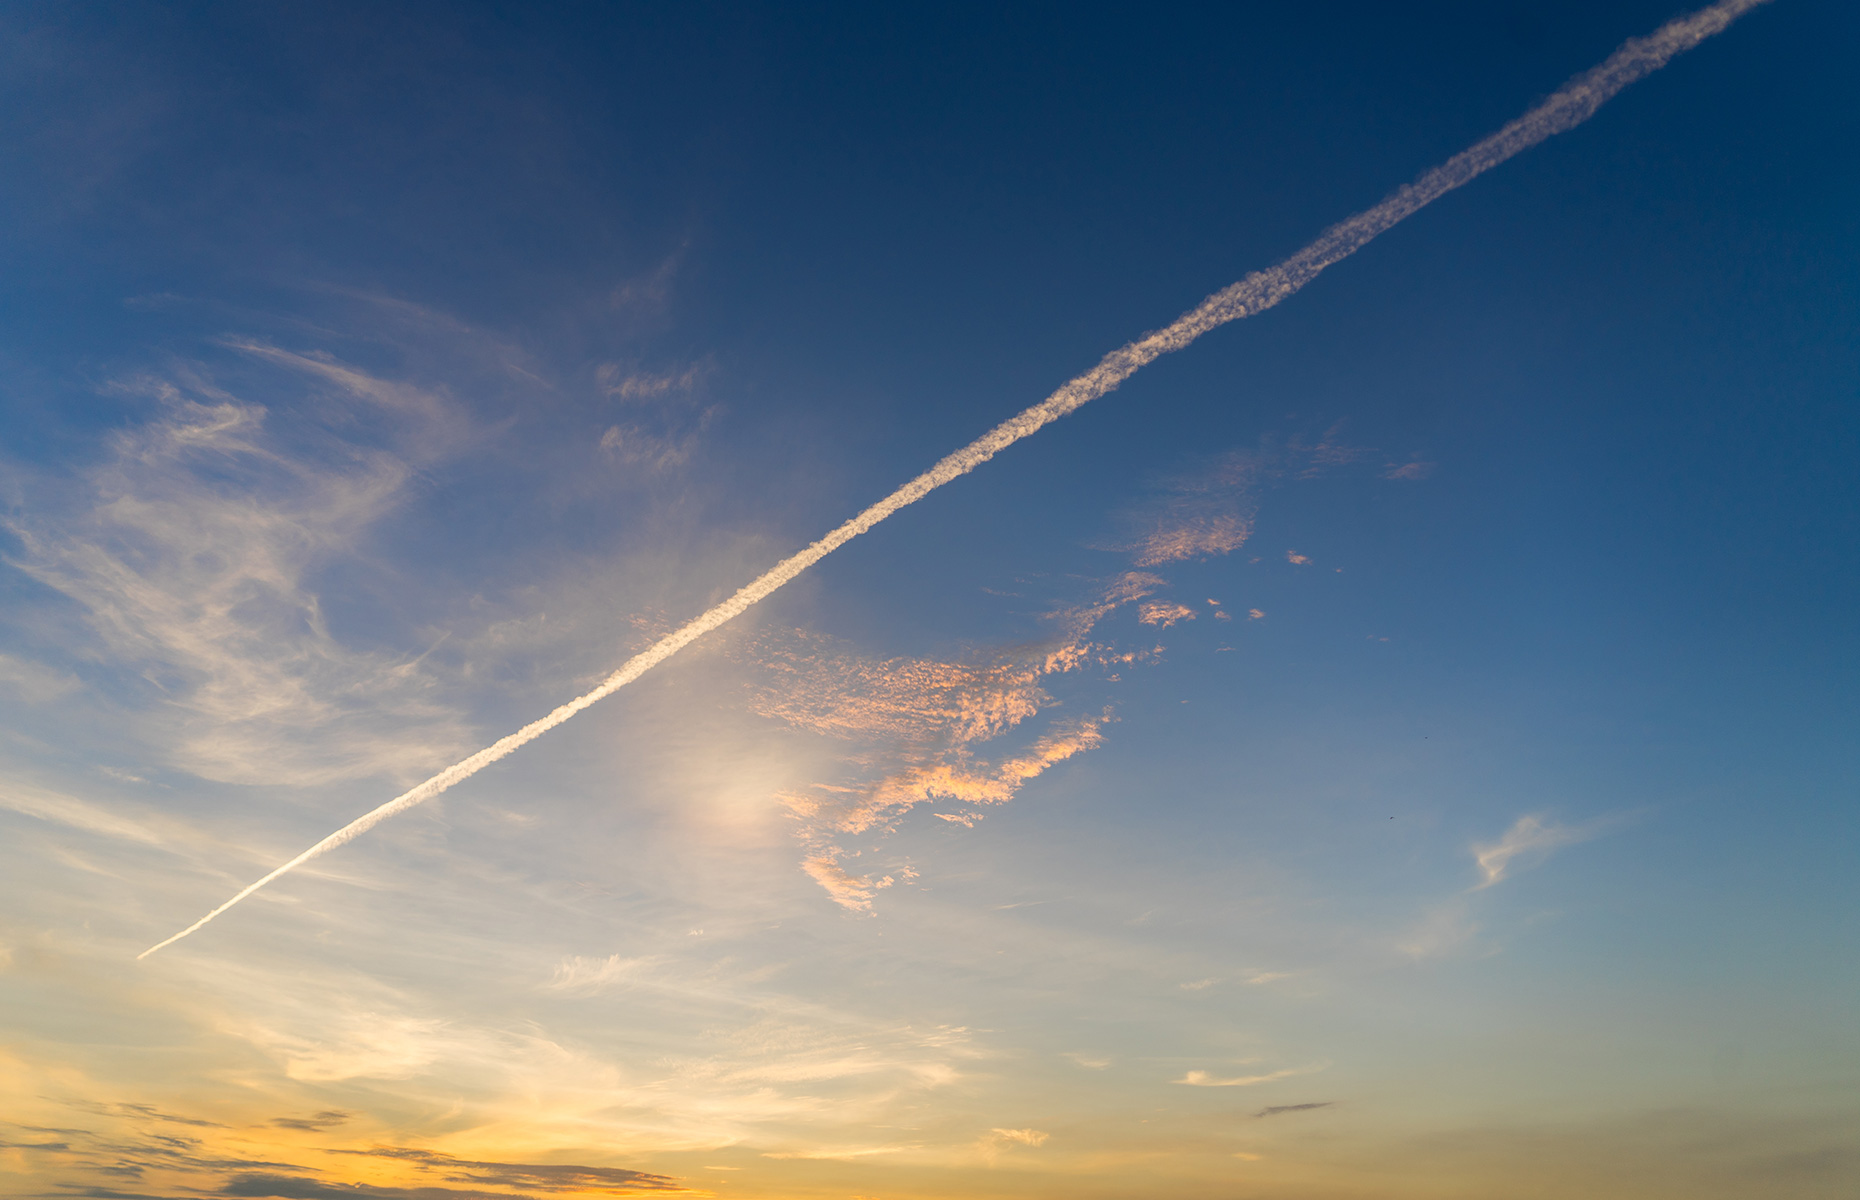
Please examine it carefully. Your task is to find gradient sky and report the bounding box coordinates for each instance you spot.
[1,3,1855,1199]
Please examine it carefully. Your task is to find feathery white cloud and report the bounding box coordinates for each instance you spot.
[7,368,473,789]
[1473,814,1606,888]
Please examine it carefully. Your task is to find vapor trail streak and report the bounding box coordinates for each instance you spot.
[140,0,1770,958]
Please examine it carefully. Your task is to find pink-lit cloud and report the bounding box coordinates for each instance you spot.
[1139,601,1197,628]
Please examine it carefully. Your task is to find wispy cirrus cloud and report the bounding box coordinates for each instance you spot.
[0,652,81,702]
[1472,814,1609,889]
[1382,458,1435,481]
[1176,1064,1322,1087]
[540,955,655,996]
[0,780,172,848]
[0,937,983,1194]
[4,361,474,789]
[975,1126,1050,1163]
[760,1145,910,1161]
[1400,813,1618,958]
[1123,449,1264,567]
[595,359,718,472]
[1114,424,1381,568]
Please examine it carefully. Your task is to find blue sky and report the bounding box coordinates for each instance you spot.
[1,3,1855,1198]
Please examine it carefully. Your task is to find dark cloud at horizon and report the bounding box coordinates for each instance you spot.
[1257,1102,1335,1117]
[332,1149,686,1194]
[267,1114,352,1133]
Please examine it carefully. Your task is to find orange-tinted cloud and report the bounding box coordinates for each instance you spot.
[743,423,1432,911]
[801,853,897,913]
[1138,601,1197,628]
[833,714,1108,837]
[745,573,1158,908]
[1117,426,1391,567]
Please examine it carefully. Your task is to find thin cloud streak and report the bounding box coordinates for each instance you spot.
[1472,813,1607,888]
[139,0,1768,957]
[1177,1065,1318,1087]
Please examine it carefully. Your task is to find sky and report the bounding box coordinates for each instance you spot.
[0,2,1854,1198]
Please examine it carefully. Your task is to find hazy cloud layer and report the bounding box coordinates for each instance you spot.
[4,362,473,788]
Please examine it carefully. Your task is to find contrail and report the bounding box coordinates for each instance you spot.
[140,0,1771,959]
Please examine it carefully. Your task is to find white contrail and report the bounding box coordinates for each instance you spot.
[139,0,1771,959]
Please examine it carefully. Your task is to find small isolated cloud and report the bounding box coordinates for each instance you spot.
[1383,459,1435,480]
[976,1127,1049,1162]
[801,854,896,913]
[596,360,708,401]
[1257,1102,1333,1118]
[266,1111,350,1132]
[1176,1065,1314,1088]
[1138,601,1197,628]
[1472,814,1606,889]
[1285,551,1311,565]
[1179,979,1215,991]
[542,954,652,995]
[1247,609,1264,620]
[1062,1052,1110,1069]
